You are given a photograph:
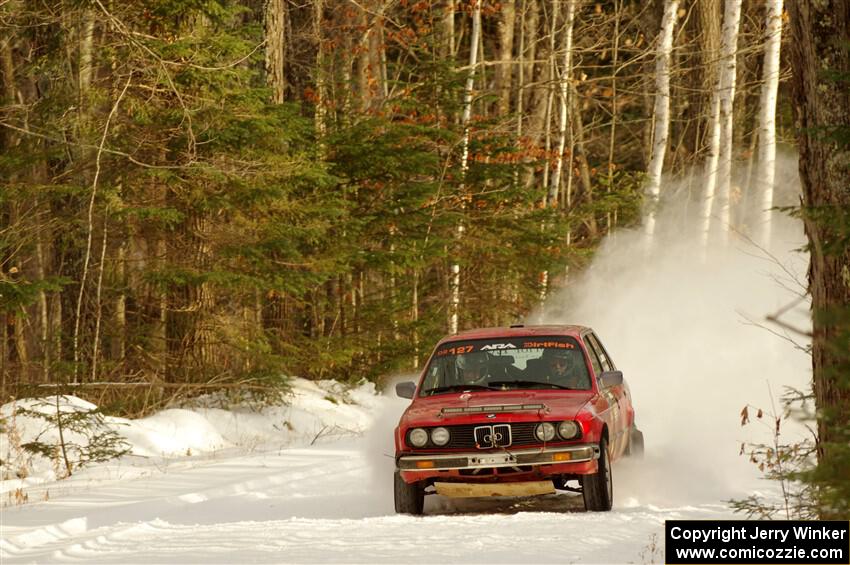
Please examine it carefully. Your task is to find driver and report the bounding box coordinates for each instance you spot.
[543,349,589,389]
[457,351,491,384]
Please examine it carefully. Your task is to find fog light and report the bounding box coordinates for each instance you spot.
[552,452,572,462]
[416,460,435,469]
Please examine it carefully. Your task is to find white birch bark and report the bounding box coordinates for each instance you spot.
[548,0,576,207]
[756,0,784,246]
[700,0,741,248]
[716,0,742,244]
[539,0,576,306]
[449,0,481,335]
[313,0,326,137]
[643,0,679,241]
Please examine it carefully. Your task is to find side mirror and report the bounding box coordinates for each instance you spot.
[599,370,623,389]
[395,381,416,399]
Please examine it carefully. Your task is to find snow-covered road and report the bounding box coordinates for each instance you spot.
[2,436,734,564]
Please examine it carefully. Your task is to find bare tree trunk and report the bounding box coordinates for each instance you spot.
[369,1,386,104]
[548,0,576,207]
[700,0,740,249]
[356,5,371,110]
[756,0,784,246]
[570,86,596,236]
[522,0,539,111]
[643,0,680,241]
[442,0,455,59]
[522,0,547,189]
[606,0,621,231]
[411,269,419,369]
[541,0,559,196]
[1,20,15,105]
[514,0,527,189]
[698,0,721,147]
[449,0,481,335]
[35,206,50,382]
[111,242,126,362]
[496,0,515,116]
[90,214,108,381]
[152,192,168,380]
[716,0,742,244]
[787,0,850,509]
[265,0,287,104]
[313,0,327,137]
[78,11,95,100]
[50,293,62,371]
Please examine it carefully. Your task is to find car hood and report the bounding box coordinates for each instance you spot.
[401,390,595,425]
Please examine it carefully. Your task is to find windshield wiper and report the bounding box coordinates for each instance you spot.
[487,380,574,390]
[421,384,496,396]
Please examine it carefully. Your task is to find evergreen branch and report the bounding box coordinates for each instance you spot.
[0,121,186,169]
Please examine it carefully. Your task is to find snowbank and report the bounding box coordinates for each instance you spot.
[1,378,381,495]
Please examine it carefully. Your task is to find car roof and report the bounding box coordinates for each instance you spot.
[440,325,590,343]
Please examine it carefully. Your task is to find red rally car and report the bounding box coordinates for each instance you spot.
[393,324,643,515]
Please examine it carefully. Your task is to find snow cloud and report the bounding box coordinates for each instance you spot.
[535,152,811,506]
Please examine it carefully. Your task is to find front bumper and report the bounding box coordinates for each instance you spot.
[396,443,599,472]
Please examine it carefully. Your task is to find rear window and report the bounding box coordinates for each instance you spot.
[420,336,591,396]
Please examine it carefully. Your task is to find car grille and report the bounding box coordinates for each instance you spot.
[415,423,540,449]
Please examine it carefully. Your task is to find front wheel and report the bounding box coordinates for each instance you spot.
[394,471,424,515]
[582,438,613,511]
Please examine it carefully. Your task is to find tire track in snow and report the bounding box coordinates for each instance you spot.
[2,447,370,560]
[5,506,728,564]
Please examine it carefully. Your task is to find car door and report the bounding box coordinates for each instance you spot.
[582,333,616,447]
[585,332,629,459]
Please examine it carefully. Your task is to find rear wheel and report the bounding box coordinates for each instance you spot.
[394,471,424,515]
[582,438,613,511]
[626,425,644,458]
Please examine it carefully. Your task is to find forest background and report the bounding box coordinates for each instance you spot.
[1,0,797,397]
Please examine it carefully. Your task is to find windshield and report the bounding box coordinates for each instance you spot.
[419,336,591,396]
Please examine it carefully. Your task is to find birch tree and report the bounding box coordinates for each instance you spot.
[699,0,741,248]
[715,0,742,243]
[449,0,481,335]
[539,0,576,305]
[547,0,577,208]
[643,0,679,243]
[755,0,784,246]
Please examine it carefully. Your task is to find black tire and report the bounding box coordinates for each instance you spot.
[582,437,613,512]
[626,425,644,458]
[394,471,424,515]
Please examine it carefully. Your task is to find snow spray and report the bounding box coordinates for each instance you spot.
[535,151,811,507]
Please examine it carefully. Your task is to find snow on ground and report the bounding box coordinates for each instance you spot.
[2,382,733,564]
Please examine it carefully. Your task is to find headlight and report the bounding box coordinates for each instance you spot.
[431,427,450,446]
[558,420,580,440]
[534,422,556,442]
[409,428,428,447]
